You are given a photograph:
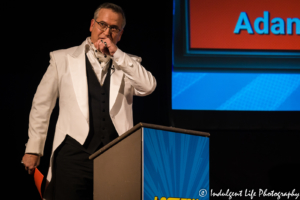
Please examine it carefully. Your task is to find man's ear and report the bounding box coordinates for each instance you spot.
[90,19,95,32]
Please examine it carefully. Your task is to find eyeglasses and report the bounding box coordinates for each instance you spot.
[95,20,121,33]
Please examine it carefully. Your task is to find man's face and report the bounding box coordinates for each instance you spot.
[90,8,124,45]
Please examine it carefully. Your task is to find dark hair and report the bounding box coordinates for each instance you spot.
[94,2,126,29]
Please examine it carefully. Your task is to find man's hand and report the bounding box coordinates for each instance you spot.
[94,38,118,57]
[22,153,40,174]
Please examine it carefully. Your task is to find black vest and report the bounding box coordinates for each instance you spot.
[83,54,119,154]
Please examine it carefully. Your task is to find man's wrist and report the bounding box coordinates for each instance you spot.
[113,48,125,64]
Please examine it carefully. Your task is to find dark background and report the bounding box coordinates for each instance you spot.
[4,0,299,199]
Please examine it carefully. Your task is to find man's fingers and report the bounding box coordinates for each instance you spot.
[101,39,111,48]
[100,38,117,56]
[99,41,109,56]
[22,153,40,174]
[95,40,100,50]
[96,40,105,54]
[95,38,112,56]
[25,165,36,174]
[28,168,35,175]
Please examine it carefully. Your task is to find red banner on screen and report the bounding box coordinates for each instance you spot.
[189,0,300,50]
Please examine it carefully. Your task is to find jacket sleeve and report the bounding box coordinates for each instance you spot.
[25,52,59,156]
[113,48,156,96]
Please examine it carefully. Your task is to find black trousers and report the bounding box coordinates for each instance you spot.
[44,135,94,200]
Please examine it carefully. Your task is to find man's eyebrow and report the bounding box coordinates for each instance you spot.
[99,21,119,27]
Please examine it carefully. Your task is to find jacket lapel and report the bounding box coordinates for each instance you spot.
[66,40,124,122]
[67,41,89,123]
[109,61,124,118]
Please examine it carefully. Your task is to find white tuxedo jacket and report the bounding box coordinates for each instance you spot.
[25,40,156,181]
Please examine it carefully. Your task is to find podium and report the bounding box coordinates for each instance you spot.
[89,123,210,200]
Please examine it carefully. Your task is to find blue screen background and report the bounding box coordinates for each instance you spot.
[172,71,300,111]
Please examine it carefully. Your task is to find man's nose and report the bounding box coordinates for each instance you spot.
[103,27,111,36]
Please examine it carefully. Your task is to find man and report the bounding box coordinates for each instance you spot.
[22,3,156,199]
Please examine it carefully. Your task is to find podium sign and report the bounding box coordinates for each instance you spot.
[90,123,209,200]
[143,128,209,200]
